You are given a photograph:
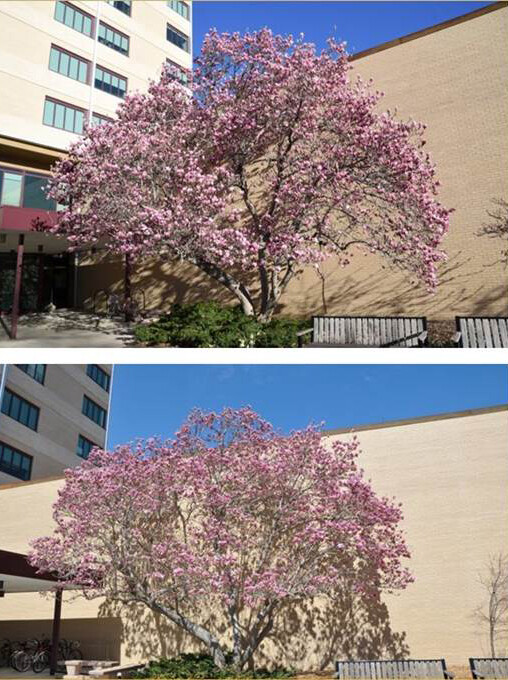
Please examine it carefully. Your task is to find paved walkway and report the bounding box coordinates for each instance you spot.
[0,310,137,348]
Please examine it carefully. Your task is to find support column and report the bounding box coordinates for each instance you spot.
[37,245,44,312]
[50,588,62,676]
[10,234,24,340]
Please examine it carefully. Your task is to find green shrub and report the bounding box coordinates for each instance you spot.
[134,302,310,348]
[133,653,295,679]
[254,317,310,348]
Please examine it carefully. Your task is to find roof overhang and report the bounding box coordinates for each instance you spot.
[0,549,59,595]
[0,135,65,172]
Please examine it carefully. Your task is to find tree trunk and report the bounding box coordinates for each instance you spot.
[193,258,256,317]
[148,600,227,667]
[490,619,496,657]
[229,606,243,669]
[257,266,295,323]
[124,253,134,322]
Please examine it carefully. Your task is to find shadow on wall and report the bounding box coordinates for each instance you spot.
[76,244,508,320]
[267,590,410,670]
[98,588,408,670]
[73,184,508,320]
[279,251,508,320]
[0,617,122,661]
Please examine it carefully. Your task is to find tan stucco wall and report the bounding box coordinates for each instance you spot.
[77,6,508,320]
[1,406,507,668]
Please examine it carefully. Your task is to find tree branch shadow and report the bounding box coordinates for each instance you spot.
[97,586,409,671]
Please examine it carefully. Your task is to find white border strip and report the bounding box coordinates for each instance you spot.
[0,348,506,365]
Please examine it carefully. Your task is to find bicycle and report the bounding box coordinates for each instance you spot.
[59,638,83,661]
[107,293,142,321]
[32,637,52,674]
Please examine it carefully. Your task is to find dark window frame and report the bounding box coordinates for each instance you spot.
[54,1,95,37]
[1,388,40,431]
[0,165,56,211]
[49,44,91,84]
[82,394,107,429]
[16,364,46,385]
[43,96,87,134]
[91,112,114,126]
[95,64,128,98]
[0,440,33,481]
[166,23,190,53]
[76,433,98,459]
[98,20,130,56]
[86,364,111,392]
[0,168,23,208]
[168,0,190,20]
[107,0,131,17]
[165,57,189,85]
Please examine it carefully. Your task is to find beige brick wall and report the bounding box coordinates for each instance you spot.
[1,407,506,668]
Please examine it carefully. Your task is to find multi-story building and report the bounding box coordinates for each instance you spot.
[0,0,192,323]
[0,364,112,484]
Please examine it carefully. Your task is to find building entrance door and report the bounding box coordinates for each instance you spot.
[0,252,70,312]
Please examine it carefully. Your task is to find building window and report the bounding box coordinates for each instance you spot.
[43,98,85,134]
[98,22,129,55]
[49,45,89,84]
[23,174,55,210]
[91,112,114,126]
[16,365,46,384]
[87,365,111,392]
[82,395,107,428]
[76,434,98,460]
[165,58,188,85]
[168,0,189,20]
[0,441,32,481]
[1,389,40,431]
[54,1,93,37]
[166,24,189,52]
[0,168,56,210]
[107,0,131,16]
[0,171,22,207]
[95,66,127,98]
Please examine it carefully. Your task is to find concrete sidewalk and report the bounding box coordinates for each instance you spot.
[0,311,137,348]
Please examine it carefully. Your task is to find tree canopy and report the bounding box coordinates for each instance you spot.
[29,408,412,669]
[45,30,451,319]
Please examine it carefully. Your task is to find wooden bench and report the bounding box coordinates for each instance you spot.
[298,316,428,348]
[469,658,508,679]
[335,659,454,678]
[453,317,508,348]
[89,662,147,678]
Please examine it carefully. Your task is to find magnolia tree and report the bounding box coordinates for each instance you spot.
[29,408,412,669]
[43,30,451,321]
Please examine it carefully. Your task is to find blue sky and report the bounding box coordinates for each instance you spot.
[106,365,507,447]
[192,2,492,57]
